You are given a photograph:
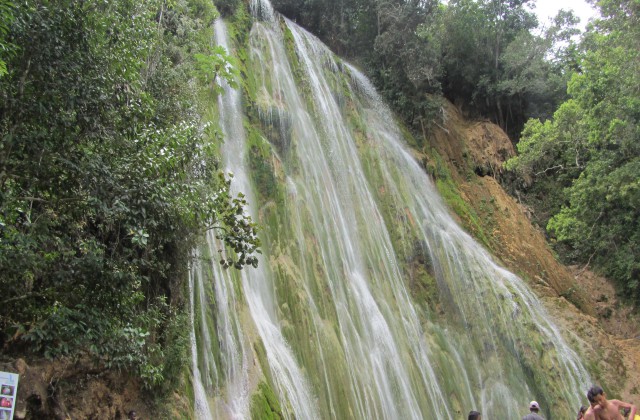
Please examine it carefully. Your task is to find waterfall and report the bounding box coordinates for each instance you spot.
[189,263,215,420]
[190,3,591,419]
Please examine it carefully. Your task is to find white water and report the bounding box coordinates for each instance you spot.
[196,19,319,420]
[188,265,214,420]
[189,3,592,419]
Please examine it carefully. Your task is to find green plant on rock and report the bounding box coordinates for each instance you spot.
[194,45,240,95]
[251,381,284,420]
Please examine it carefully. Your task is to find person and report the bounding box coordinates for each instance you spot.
[522,400,545,420]
[577,405,588,419]
[468,410,482,420]
[583,399,598,420]
[622,407,640,419]
[587,385,637,420]
[128,410,138,420]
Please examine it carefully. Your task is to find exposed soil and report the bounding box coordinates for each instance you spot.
[427,98,640,405]
[568,266,640,402]
[0,357,159,420]
[427,99,590,309]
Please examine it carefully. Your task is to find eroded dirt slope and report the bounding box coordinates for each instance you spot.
[426,99,640,404]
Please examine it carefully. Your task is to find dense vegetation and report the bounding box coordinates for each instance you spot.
[0,0,258,391]
[506,0,639,300]
[271,0,579,139]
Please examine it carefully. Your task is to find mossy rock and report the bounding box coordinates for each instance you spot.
[255,105,292,155]
[251,381,284,420]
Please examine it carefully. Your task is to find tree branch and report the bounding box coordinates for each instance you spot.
[1,292,46,305]
[534,164,565,176]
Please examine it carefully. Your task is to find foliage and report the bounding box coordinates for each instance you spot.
[0,0,259,390]
[368,0,442,132]
[194,45,240,94]
[506,0,640,299]
[270,0,581,140]
[0,0,15,76]
[434,0,581,138]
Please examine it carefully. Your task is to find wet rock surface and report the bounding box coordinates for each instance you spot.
[428,99,640,403]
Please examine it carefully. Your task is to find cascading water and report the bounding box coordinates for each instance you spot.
[190,2,592,419]
[190,18,319,420]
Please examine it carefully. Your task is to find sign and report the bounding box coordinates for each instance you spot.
[0,372,19,420]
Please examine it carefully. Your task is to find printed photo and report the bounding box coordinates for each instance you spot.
[0,397,11,409]
[0,409,10,420]
[0,385,13,396]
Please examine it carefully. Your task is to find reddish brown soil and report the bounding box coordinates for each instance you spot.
[427,98,640,405]
[0,357,157,420]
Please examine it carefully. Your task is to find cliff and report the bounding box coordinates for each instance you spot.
[425,98,640,405]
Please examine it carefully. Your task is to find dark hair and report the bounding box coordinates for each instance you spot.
[468,410,481,420]
[577,405,587,419]
[587,386,604,403]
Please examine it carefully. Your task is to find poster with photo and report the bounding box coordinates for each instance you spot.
[0,372,19,420]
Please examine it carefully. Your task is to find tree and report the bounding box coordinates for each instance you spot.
[436,0,578,137]
[360,0,446,129]
[506,0,640,299]
[0,0,15,76]
[0,0,259,387]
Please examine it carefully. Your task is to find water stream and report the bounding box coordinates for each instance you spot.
[189,3,591,419]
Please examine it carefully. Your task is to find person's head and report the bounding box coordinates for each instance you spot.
[587,385,605,407]
[529,401,540,412]
[468,410,481,420]
[577,405,587,420]
[128,410,138,420]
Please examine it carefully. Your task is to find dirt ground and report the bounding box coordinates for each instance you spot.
[569,266,640,402]
[0,357,157,420]
[428,99,640,405]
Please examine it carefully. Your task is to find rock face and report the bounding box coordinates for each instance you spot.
[427,99,588,307]
[427,98,640,404]
[429,100,516,179]
[0,358,155,420]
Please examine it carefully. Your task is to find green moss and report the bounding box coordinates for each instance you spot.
[227,2,252,46]
[282,23,312,101]
[184,370,195,410]
[251,382,284,420]
[408,262,439,313]
[435,177,491,249]
[245,125,286,207]
[253,339,274,387]
[222,2,258,120]
[281,24,300,78]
